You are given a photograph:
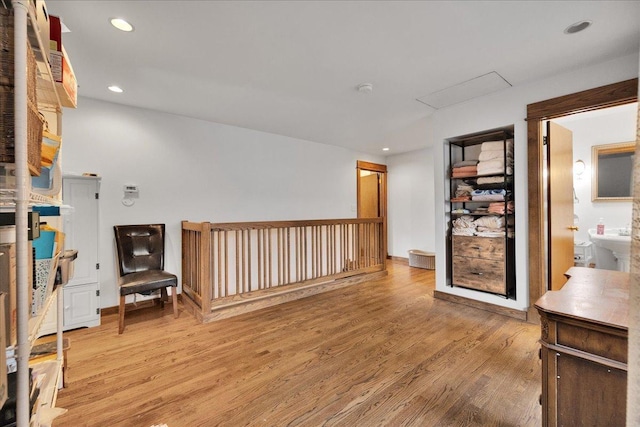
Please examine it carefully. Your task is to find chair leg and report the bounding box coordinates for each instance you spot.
[118,295,126,334]
[160,288,166,308]
[171,288,179,318]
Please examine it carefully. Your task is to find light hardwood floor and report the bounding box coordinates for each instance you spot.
[54,260,541,427]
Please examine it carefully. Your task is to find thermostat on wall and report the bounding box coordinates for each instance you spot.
[123,184,139,198]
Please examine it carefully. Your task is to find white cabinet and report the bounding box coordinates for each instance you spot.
[62,175,101,328]
[40,175,100,334]
[64,282,99,329]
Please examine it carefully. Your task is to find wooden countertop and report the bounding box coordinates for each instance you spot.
[535,266,629,330]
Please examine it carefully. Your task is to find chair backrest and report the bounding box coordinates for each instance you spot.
[113,224,166,276]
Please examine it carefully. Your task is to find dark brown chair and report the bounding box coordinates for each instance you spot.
[113,224,178,334]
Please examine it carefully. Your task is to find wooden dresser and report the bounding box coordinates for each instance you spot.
[535,267,628,427]
[452,235,506,294]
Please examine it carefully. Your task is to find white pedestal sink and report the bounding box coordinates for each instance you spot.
[588,228,631,272]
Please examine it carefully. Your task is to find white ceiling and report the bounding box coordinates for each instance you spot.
[46,1,640,155]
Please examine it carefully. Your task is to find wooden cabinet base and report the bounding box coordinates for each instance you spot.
[535,267,628,426]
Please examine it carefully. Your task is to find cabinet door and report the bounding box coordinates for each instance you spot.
[556,351,626,426]
[63,283,100,329]
[63,177,99,287]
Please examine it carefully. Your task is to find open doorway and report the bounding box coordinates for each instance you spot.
[540,103,638,291]
[526,78,638,321]
[356,161,388,261]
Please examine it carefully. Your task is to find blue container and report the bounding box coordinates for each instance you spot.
[33,231,55,259]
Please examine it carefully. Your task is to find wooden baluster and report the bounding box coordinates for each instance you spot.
[247,229,251,292]
[200,222,212,317]
[267,228,272,288]
[303,226,308,280]
[257,228,262,290]
[286,228,291,285]
[224,230,229,296]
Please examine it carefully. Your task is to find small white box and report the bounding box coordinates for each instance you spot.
[574,241,593,267]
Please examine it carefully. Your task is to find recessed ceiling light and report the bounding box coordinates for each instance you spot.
[382,147,390,152]
[564,20,592,35]
[108,85,123,93]
[110,18,134,32]
[357,83,373,94]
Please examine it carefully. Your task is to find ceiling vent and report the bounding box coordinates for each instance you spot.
[416,71,512,109]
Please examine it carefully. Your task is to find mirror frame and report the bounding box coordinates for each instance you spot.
[591,141,636,201]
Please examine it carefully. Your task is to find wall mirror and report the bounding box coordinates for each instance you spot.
[591,141,636,201]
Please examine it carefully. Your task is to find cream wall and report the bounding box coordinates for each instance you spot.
[386,52,638,312]
[60,98,384,308]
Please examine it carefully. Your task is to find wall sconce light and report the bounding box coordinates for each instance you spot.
[574,159,586,176]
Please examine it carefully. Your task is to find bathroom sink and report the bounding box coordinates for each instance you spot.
[588,228,631,272]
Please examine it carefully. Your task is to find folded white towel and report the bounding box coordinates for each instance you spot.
[477,176,505,184]
[475,215,505,229]
[477,166,513,176]
[481,139,513,152]
[478,149,513,162]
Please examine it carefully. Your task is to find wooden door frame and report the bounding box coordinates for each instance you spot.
[526,78,638,321]
[356,160,388,265]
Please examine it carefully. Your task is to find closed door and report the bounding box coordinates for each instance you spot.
[63,177,100,287]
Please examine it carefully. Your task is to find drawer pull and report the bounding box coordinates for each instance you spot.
[471,272,483,276]
[471,246,481,250]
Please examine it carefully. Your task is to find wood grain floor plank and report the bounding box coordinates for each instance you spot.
[53,261,541,426]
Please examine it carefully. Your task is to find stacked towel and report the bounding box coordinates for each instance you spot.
[474,215,507,237]
[452,215,476,236]
[452,214,513,237]
[452,160,478,178]
[488,201,514,214]
[471,189,506,201]
[477,176,505,184]
[476,139,513,176]
[451,182,474,201]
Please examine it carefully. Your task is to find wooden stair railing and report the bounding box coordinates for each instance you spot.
[181,218,386,322]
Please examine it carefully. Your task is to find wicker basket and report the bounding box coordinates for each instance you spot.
[27,101,43,176]
[0,9,41,175]
[0,10,36,105]
[408,250,435,270]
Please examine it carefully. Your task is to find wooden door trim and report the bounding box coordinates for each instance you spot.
[357,160,387,173]
[526,78,638,322]
[357,161,388,266]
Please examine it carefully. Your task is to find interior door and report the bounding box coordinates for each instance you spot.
[547,121,575,290]
[356,161,388,266]
[359,173,380,218]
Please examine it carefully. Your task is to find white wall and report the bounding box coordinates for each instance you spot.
[553,103,637,245]
[386,147,435,257]
[61,98,384,308]
[382,53,639,312]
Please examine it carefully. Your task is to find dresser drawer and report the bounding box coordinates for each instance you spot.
[452,235,504,260]
[452,256,506,294]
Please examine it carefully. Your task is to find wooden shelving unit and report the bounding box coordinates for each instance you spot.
[446,125,516,299]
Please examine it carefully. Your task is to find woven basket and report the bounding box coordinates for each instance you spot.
[408,250,436,270]
[0,9,41,175]
[27,101,43,176]
[0,9,36,104]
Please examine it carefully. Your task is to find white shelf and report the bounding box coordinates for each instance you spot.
[0,189,62,207]
[27,281,59,346]
[25,1,62,113]
[8,1,69,425]
[28,359,66,427]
